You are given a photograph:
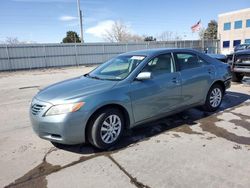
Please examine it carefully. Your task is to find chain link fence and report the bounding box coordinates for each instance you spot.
[0,40,220,71]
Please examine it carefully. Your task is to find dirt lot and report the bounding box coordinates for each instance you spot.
[0,66,250,188]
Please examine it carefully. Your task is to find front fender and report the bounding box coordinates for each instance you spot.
[82,84,134,128]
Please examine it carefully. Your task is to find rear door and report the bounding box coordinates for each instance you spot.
[129,53,182,123]
[174,51,215,106]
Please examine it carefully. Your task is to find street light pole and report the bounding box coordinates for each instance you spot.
[77,0,83,43]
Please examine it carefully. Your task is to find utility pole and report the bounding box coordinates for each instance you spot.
[77,0,83,43]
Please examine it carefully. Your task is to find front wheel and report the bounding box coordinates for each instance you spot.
[87,108,124,150]
[203,84,223,112]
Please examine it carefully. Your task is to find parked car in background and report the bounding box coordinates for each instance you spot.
[30,48,231,149]
[207,53,227,63]
[227,49,250,82]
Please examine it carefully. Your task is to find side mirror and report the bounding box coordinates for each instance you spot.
[136,72,152,81]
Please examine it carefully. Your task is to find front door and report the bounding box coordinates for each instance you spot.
[129,53,182,123]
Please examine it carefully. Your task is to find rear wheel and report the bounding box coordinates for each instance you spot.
[87,108,124,149]
[231,72,244,82]
[203,84,223,112]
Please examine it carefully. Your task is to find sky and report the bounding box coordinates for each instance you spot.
[0,0,249,43]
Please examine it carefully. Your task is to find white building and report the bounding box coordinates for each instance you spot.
[218,8,250,54]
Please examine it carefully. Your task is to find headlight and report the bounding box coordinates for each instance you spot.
[45,102,84,116]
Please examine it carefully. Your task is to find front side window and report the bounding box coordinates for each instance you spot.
[142,54,174,76]
[175,53,205,70]
[224,22,231,30]
[88,55,145,80]
[234,20,242,29]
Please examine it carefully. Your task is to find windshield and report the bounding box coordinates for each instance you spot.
[87,55,146,80]
[235,44,249,51]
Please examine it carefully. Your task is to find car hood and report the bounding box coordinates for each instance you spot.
[36,76,118,104]
[235,49,250,55]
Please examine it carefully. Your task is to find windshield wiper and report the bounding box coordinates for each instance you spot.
[84,74,120,81]
[84,73,102,80]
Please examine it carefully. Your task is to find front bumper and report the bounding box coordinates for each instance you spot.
[30,98,90,145]
[233,67,250,73]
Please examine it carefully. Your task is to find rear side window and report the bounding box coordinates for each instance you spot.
[175,53,206,70]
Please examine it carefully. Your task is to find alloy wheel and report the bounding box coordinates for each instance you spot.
[209,88,222,108]
[100,114,122,144]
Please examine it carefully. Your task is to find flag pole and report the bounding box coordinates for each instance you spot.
[202,29,205,52]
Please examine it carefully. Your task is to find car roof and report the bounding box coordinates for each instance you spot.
[120,48,201,57]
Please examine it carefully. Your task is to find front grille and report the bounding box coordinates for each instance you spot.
[234,54,250,69]
[235,55,250,63]
[31,104,45,115]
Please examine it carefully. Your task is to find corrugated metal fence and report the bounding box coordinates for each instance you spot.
[0,40,219,71]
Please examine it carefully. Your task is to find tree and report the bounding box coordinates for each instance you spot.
[157,31,173,41]
[157,31,182,41]
[62,31,81,43]
[127,34,144,42]
[103,21,143,42]
[1,37,36,44]
[103,21,129,42]
[198,28,206,39]
[203,20,218,40]
[144,36,156,41]
[5,37,20,44]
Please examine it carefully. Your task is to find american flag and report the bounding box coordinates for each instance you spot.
[191,20,201,32]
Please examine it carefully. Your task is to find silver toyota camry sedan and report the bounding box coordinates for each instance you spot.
[30,48,231,149]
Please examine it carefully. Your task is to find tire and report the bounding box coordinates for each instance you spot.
[87,108,124,150]
[203,84,224,112]
[231,72,244,82]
